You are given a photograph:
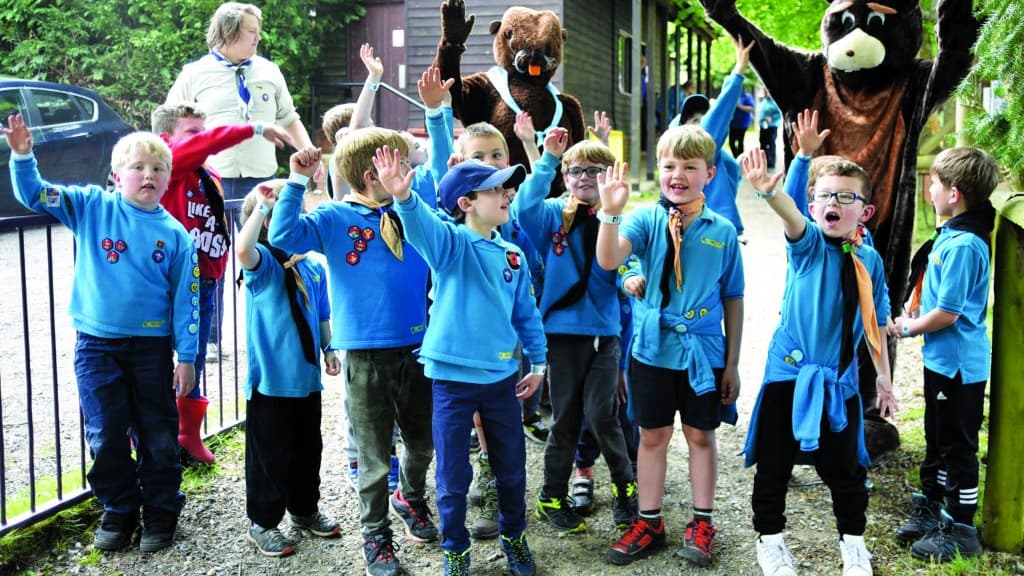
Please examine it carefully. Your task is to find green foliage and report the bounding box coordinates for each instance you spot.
[961,0,1024,188]
[0,499,101,574]
[0,0,365,129]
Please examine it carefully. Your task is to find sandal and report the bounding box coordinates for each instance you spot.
[570,476,595,516]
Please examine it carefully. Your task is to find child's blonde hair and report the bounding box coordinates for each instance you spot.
[561,140,616,171]
[110,132,172,174]
[336,127,408,192]
[807,155,844,190]
[656,125,716,167]
[206,2,261,51]
[151,102,206,135]
[322,103,356,146]
[240,180,290,242]
[456,122,508,155]
[930,147,1000,209]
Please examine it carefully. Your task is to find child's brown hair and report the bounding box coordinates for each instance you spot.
[151,102,205,135]
[813,159,873,203]
[336,127,408,193]
[322,103,356,146]
[930,147,1000,209]
[561,140,616,171]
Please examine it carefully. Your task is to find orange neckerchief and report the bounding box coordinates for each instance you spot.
[667,195,705,291]
[283,253,311,308]
[562,194,600,233]
[843,233,881,363]
[342,192,403,261]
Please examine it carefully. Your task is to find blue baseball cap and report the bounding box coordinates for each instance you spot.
[439,160,527,214]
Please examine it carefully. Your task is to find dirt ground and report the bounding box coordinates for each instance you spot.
[6,184,1019,575]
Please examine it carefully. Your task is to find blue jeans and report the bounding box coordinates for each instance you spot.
[434,374,526,553]
[74,332,183,516]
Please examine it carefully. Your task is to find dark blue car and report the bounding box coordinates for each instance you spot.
[0,78,134,218]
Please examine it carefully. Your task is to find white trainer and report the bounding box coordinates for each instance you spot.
[839,534,873,576]
[756,533,797,576]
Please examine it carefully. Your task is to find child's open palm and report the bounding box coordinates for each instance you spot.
[372,145,413,200]
[597,161,630,214]
[360,43,384,82]
[543,127,569,158]
[418,66,454,109]
[513,111,536,144]
[793,108,831,156]
[732,34,754,74]
[740,148,782,194]
[1,113,33,154]
[587,110,611,144]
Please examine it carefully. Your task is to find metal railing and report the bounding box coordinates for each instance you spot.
[0,200,248,536]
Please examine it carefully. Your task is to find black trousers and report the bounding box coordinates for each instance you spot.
[751,381,867,536]
[245,389,323,528]
[921,368,985,525]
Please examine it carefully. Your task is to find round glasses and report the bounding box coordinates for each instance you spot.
[566,166,605,178]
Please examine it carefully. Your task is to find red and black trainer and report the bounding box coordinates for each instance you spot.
[606,517,667,565]
[676,518,717,566]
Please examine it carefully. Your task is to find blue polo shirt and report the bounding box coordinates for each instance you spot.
[920,227,991,383]
[620,205,744,371]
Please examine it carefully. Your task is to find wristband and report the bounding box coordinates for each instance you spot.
[257,203,270,216]
[322,345,337,353]
[901,323,911,338]
[755,188,777,200]
[253,122,265,137]
[530,364,547,376]
[597,210,623,225]
[364,80,380,92]
[288,173,310,188]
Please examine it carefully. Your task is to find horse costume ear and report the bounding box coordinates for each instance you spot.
[489,20,501,34]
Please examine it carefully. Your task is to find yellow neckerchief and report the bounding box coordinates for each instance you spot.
[342,192,403,261]
[666,194,705,291]
[283,253,311,308]
[843,232,881,363]
[561,194,600,233]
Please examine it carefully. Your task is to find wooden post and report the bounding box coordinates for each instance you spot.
[983,191,1024,553]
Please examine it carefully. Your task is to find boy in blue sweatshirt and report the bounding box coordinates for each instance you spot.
[374,150,547,576]
[596,128,743,567]
[514,138,637,536]
[268,128,436,576]
[890,147,999,563]
[4,115,198,553]
[741,148,896,576]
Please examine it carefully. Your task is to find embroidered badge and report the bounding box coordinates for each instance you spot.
[142,320,165,328]
[156,240,165,249]
[362,227,375,241]
[617,264,629,275]
[354,239,367,253]
[190,281,199,293]
[106,251,119,264]
[701,237,724,249]
[684,309,696,320]
[114,240,127,253]
[498,352,513,360]
[188,323,198,334]
[102,238,114,251]
[152,250,165,263]
[553,244,565,256]
[192,265,200,278]
[348,225,361,239]
[505,250,521,270]
[503,268,513,283]
[191,310,200,320]
[261,93,270,102]
[698,307,709,318]
[410,324,425,334]
[44,188,60,207]
[191,296,199,307]
[190,252,198,264]
[346,251,360,266]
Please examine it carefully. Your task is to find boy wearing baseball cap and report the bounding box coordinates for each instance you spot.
[373,151,548,576]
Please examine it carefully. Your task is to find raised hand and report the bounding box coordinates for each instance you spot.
[418,66,455,109]
[372,145,414,200]
[256,181,280,211]
[360,43,384,82]
[1,113,33,154]
[513,111,536,144]
[289,147,322,178]
[440,0,475,47]
[732,34,755,74]
[740,148,783,194]
[446,152,465,170]
[260,124,296,149]
[587,110,611,144]
[543,127,569,159]
[597,161,630,215]
[793,108,831,156]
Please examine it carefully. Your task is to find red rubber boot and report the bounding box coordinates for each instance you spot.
[177,396,215,463]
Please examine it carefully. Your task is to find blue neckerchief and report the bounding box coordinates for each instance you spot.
[211,50,253,120]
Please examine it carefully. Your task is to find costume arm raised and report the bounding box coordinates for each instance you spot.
[922,0,980,113]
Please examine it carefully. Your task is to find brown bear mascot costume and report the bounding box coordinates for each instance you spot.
[699,0,980,457]
[433,0,586,195]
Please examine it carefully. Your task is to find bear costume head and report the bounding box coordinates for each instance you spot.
[488,7,567,86]
[821,0,923,89]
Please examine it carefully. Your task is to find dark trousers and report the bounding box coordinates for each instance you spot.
[751,381,867,536]
[74,333,182,516]
[921,368,985,525]
[729,127,747,158]
[433,375,527,553]
[542,335,633,497]
[759,126,778,169]
[245,390,323,528]
[576,399,638,471]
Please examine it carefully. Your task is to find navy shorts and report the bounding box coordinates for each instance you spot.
[630,358,723,431]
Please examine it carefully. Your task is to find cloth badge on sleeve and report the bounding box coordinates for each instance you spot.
[114,240,127,253]
[354,239,368,253]
[152,250,165,263]
[503,268,513,283]
[346,252,360,266]
[362,227,375,241]
[102,238,113,251]
[348,226,361,239]
[156,240,165,249]
[43,188,60,207]
[505,250,521,270]
[106,251,119,264]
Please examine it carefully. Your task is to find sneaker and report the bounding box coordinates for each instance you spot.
[675,517,717,566]
[139,508,177,553]
[839,534,873,576]
[607,517,667,565]
[443,547,471,576]
[570,468,594,516]
[390,489,439,543]
[535,495,586,534]
[93,511,137,550]
[469,428,481,454]
[611,480,638,529]
[756,533,797,576]
[469,451,493,507]
[247,524,297,557]
[500,532,536,576]
[471,479,499,539]
[522,413,550,444]
[363,532,401,576]
[289,510,341,538]
[894,493,940,543]
[910,509,982,563]
[387,455,400,493]
[346,461,360,493]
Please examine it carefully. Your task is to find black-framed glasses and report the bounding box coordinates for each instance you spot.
[812,190,866,205]
[566,166,605,178]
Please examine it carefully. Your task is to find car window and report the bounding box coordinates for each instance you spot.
[0,89,28,151]
[30,89,89,126]
[73,95,97,120]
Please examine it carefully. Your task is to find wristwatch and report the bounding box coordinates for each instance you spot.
[597,210,623,225]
